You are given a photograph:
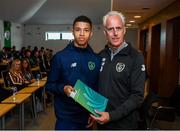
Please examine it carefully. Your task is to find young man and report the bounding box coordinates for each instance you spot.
[45,15,101,130]
[91,11,146,129]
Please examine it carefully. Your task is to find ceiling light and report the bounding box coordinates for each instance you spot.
[129,20,135,23]
[126,23,132,26]
[134,15,142,18]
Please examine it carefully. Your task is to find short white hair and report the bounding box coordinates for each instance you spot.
[103,11,126,26]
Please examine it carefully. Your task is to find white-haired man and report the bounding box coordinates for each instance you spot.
[91,11,146,129]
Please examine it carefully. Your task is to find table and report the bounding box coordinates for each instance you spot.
[41,77,47,81]
[0,79,4,85]
[17,86,42,119]
[0,104,16,130]
[28,80,46,87]
[31,66,40,72]
[29,80,46,110]
[1,94,31,129]
[0,62,8,66]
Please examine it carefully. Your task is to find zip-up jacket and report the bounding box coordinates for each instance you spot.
[45,42,101,125]
[98,43,145,129]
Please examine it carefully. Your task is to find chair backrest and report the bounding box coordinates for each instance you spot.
[170,86,180,115]
[138,91,158,129]
[1,69,11,87]
[0,63,10,78]
[139,91,176,129]
[140,91,158,118]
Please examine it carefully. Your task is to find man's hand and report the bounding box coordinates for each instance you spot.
[90,110,110,125]
[64,85,74,97]
[86,116,94,128]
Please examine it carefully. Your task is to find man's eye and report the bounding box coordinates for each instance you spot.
[84,29,90,32]
[116,27,122,31]
[107,28,113,32]
[75,29,80,31]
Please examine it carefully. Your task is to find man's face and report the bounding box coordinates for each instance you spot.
[73,22,92,48]
[104,15,126,48]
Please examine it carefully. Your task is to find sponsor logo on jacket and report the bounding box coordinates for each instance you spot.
[116,62,125,72]
[88,61,95,70]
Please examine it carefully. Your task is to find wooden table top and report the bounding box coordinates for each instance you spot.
[31,66,40,71]
[41,77,47,81]
[0,103,16,117]
[0,79,4,84]
[28,80,46,87]
[1,94,31,104]
[0,62,8,66]
[17,86,41,94]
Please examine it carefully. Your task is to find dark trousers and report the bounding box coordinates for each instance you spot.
[55,118,92,130]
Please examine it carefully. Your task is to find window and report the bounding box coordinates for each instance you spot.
[62,32,74,40]
[45,32,60,40]
[45,32,74,41]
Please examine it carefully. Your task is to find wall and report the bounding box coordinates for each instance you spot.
[11,22,24,50]
[0,20,24,50]
[139,0,180,97]
[1,21,138,53]
[23,24,138,53]
[125,28,138,48]
[23,24,107,53]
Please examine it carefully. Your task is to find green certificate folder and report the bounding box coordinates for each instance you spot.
[71,79,108,117]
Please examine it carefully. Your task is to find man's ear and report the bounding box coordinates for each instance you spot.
[90,31,93,37]
[72,28,74,36]
[123,27,126,35]
[103,29,107,36]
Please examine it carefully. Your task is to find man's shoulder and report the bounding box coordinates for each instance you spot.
[98,48,108,57]
[125,45,144,65]
[127,44,142,57]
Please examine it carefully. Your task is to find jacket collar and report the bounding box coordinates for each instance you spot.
[105,42,130,56]
[68,41,93,53]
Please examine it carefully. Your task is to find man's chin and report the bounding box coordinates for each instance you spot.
[110,42,121,48]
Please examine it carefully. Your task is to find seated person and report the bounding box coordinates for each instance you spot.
[21,58,36,84]
[21,58,43,109]
[8,59,27,90]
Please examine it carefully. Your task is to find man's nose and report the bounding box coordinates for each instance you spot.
[113,28,118,35]
[80,30,85,35]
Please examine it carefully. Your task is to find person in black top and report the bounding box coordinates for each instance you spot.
[91,11,146,129]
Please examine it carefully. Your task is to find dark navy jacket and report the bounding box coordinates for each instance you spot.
[45,42,101,125]
[98,43,145,129]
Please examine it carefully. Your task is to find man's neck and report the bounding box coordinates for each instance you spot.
[108,42,125,53]
[74,42,88,49]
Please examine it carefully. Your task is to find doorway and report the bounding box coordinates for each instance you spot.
[164,16,180,96]
[150,24,161,93]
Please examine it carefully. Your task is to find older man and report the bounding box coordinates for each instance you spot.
[91,11,146,129]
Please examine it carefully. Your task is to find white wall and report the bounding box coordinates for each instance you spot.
[23,24,138,54]
[11,23,24,50]
[23,24,107,53]
[0,20,24,50]
[125,28,138,48]
[1,21,138,53]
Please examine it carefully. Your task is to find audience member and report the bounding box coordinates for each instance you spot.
[8,59,26,90]
[21,58,36,84]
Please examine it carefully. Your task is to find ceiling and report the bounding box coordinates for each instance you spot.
[0,0,177,27]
